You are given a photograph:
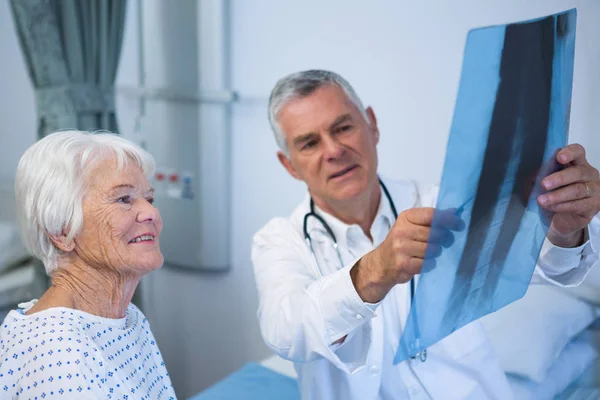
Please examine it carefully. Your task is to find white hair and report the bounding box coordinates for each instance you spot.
[268,70,368,155]
[15,130,156,275]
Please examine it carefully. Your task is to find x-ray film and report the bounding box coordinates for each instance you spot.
[395,9,577,363]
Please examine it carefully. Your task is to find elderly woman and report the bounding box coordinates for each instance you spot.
[0,130,176,399]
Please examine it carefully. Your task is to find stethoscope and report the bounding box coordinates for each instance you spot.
[302,177,427,362]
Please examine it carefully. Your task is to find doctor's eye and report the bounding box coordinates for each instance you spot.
[302,140,318,150]
[336,125,353,133]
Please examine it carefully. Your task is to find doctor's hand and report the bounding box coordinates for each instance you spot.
[350,207,462,304]
[537,144,600,247]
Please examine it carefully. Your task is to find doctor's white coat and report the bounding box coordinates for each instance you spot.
[252,179,598,400]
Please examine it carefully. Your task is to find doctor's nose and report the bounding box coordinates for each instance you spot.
[322,135,345,161]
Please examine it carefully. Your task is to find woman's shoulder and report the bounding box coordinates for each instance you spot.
[0,302,153,361]
[1,307,103,357]
[0,308,108,398]
[0,305,119,363]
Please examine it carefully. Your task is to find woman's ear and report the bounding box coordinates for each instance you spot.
[49,233,76,252]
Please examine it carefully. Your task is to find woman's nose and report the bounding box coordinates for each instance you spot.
[137,199,159,223]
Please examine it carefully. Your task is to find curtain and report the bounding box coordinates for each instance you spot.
[9,0,144,307]
[10,0,127,138]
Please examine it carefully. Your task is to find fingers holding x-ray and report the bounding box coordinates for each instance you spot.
[398,208,466,265]
[537,144,600,243]
[398,240,441,259]
[435,208,467,231]
[408,225,454,247]
[542,181,598,211]
[427,208,466,248]
[352,207,466,303]
[420,208,467,270]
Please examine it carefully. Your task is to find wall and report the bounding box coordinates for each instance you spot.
[1,0,599,398]
[0,0,36,183]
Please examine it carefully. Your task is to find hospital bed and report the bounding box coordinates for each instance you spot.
[190,281,600,400]
[189,353,600,400]
[190,345,600,400]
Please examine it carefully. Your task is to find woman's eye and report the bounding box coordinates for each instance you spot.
[118,196,132,204]
[147,197,155,205]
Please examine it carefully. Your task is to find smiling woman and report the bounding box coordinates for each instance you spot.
[0,131,176,399]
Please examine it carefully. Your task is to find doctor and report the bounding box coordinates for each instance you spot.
[251,69,600,399]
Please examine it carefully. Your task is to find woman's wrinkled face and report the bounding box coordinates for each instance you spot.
[73,156,163,275]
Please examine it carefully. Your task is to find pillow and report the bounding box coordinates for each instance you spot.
[567,328,600,388]
[479,284,599,383]
[506,332,598,399]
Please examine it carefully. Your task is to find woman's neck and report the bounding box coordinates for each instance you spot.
[27,260,140,319]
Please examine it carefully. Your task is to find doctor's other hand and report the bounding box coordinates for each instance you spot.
[350,207,462,304]
[537,144,600,247]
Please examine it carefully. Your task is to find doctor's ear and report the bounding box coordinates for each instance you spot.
[366,106,380,143]
[49,232,76,252]
[277,151,303,181]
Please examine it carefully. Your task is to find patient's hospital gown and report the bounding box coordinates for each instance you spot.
[0,301,176,399]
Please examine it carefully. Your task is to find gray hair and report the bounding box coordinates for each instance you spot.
[15,130,156,275]
[268,70,368,155]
